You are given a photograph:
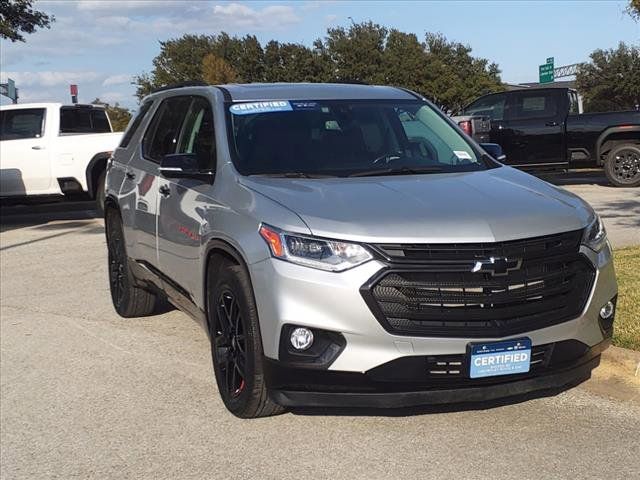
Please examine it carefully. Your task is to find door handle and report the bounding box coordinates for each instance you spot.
[125,171,136,180]
[31,146,44,150]
[545,121,559,127]
[159,185,171,197]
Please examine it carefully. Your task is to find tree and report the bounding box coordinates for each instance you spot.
[627,0,640,21]
[576,42,640,112]
[202,53,238,84]
[134,22,504,110]
[323,22,388,83]
[423,33,504,112]
[133,34,266,98]
[263,40,330,82]
[134,34,214,98]
[91,98,132,132]
[0,0,54,42]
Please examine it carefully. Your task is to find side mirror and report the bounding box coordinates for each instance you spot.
[480,143,506,162]
[159,153,214,182]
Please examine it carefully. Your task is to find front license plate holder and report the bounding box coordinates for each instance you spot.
[468,338,532,379]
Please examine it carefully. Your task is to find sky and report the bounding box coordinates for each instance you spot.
[1,0,638,109]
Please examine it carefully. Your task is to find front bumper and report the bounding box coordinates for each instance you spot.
[267,339,609,408]
[250,242,617,372]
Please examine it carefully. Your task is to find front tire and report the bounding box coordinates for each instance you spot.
[207,260,284,418]
[105,209,158,317]
[604,143,640,187]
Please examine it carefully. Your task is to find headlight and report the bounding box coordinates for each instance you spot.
[259,224,373,272]
[582,214,607,252]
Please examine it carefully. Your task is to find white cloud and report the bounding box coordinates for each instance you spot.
[103,74,132,87]
[325,14,339,24]
[212,3,300,29]
[3,71,102,87]
[99,91,130,105]
[76,0,187,12]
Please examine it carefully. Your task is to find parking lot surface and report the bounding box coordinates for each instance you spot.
[546,171,640,248]
[1,175,639,480]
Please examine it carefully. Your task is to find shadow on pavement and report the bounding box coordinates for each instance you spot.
[538,170,610,187]
[0,201,102,234]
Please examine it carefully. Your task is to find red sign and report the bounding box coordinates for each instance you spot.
[70,84,78,96]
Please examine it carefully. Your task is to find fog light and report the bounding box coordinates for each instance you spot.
[600,301,615,319]
[290,327,314,350]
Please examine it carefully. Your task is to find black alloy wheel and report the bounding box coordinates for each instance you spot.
[213,290,247,398]
[207,260,284,418]
[107,212,128,310]
[605,144,640,187]
[105,209,157,317]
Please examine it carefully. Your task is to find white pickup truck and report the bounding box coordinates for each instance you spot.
[0,103,123,211]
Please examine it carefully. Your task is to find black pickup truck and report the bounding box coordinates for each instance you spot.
[461,87,640,187]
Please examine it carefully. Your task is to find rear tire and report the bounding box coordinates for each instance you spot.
[96,170,106,215]
[207,260,285,418]
[604,143,640,187]
[105,209,157,317]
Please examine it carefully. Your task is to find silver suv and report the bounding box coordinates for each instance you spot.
[105,83,617,418]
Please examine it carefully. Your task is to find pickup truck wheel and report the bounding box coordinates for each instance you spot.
[96,170,106,215]
[105,210,157,317]
[604,144,640,187]
[208,261,285,418]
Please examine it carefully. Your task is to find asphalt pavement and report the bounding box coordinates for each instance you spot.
[1,174,639,480]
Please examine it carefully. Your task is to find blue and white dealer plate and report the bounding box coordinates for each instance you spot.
[469,338,532,379]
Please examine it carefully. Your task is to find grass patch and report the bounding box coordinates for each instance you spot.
[613,246,640,350]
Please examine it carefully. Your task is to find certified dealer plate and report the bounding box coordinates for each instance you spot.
[469,338,532,379]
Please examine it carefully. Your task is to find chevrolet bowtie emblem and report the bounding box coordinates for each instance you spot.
[472,257,522,276]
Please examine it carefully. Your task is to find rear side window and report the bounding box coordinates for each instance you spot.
[513,92,558,119]
[60,107,111,134]
[142,96,192,163]
[464,94,507,121]
[119,101,153,148]
[0,108,45,140]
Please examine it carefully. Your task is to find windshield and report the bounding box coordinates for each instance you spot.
[228,100,490,177]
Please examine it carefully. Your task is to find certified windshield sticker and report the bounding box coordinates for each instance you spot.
[454,150,473,160]
[229,101,292,115]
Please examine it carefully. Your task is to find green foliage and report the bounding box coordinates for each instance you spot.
[576,42,640,112]
[133,22,504,112]
[91,98,132,132]
[202,53,238,84]
[627,0,640,21]
[0,0,54,42]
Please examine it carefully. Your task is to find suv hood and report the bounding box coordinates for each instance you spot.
[239,167,593,243]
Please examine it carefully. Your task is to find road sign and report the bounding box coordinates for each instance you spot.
[0,78,18,103]
[7,79,16,101]
[546,57,554,65]
[539,63,554,84]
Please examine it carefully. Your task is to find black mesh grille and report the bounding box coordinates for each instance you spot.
[362,230,596,337]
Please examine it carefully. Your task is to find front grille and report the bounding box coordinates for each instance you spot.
[362,230,596,337]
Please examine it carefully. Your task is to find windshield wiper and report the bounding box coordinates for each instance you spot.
[250,172,336,179]
[347,166,444,177]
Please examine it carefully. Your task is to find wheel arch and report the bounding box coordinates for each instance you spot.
[203,239,251,333]
[596,126,640,165]
[104,193,120,214]
[85,152,112,198]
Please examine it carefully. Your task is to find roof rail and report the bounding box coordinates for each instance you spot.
[335,79,369,85]
[151,81,208,94]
